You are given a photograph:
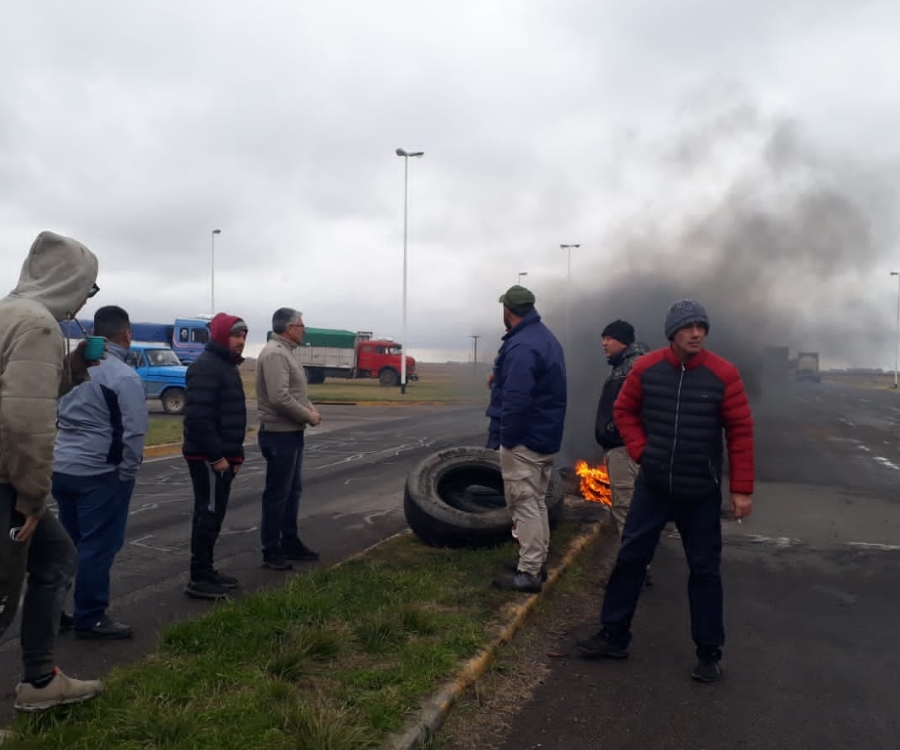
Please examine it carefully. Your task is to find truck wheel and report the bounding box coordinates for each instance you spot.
[379,368,399,387]
[304,367,325,385]
[403,446,565,548]
[161,387,186,415]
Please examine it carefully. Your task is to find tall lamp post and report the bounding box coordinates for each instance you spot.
[470,334,480,375]
[395,147,424,394]
[210,228,222,315]
[560,243,580,350]
[517,271,528,284]
[891,271,900,389]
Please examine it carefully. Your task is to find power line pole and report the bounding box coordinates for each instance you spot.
[470,335,480,375]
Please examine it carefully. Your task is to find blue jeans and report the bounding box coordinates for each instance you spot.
[0,483,77,681]
[53,471,134,630]
[258,430,304,555]
[600,475,725,658]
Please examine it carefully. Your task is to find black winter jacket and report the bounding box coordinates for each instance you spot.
[182,342,247,463]
[594,342,650,451]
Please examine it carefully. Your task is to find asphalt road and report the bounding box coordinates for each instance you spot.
[0,403,488,717]
[493,380,900,750]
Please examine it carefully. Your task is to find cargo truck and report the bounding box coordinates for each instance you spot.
[795,351,821,383]
[266,328,416,386]
[60,317,211,364]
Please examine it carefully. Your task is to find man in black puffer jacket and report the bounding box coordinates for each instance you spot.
[182,313,248,600]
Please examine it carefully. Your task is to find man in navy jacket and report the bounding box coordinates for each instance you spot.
[487,285,567,593]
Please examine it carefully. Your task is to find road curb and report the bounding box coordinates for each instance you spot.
[143,443,182,458]
[379,516,607,750]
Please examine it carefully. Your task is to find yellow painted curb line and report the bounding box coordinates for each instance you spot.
[380,517,607,750]
[143,442,182,458]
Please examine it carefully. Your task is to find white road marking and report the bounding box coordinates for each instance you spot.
[128,534,175,552]
[873,457,900,471]
[847,542,900,551]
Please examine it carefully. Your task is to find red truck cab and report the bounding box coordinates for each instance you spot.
[356,335,417,386]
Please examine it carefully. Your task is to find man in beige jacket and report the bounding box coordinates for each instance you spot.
[256,307,321,571]
[0,231,104,711]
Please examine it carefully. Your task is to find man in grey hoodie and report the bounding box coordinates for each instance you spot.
[53,305,148,640]
[0,231,104,711]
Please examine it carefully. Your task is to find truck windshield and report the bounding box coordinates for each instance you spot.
[145,349,182,367]
[388,345,403,355]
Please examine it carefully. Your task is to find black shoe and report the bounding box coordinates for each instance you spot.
[59,612,74,633]
[575,631,630,659]
[262,553,293,571]
[282,542,320,562]
[691,656,722,683]
[184,578,230,600]
[74,616,134,640]
[503,559,548,582]
[492,570,542,593]
[211,570,239,589]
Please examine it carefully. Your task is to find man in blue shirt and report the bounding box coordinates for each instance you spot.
[52,305,148,639]
[488,285,567,593]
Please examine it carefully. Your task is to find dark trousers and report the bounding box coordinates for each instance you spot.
[258,430,304,555]
[0,484,76,682]
[187,460,234,580]
[600,475,725,658]
[53,471,134,629]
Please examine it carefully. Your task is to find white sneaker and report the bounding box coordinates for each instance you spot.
[14,668,103,712]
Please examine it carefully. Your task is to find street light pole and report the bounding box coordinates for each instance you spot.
[891,271,900,388]
[211,228,221,315]
[518,271,528,284]
[396,148,424,394]
[560,243,580,350]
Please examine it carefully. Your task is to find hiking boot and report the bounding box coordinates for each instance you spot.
[184,578,230,600]
[575,631,630,659]
[14,669,103,712]
[59,612,74,633]
[503,559,548,582]
[492,570,542,593]
[691,656,722,683]
[74,616,133,640]
[262,553,293,571]
[211,570,239,589]
[282,541,320,562]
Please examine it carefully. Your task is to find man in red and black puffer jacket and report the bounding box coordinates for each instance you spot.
[576,298,753,684]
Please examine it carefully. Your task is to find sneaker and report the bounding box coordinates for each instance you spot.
[184,578,230,600]
[691,656,722,683]
[59,612,74,633]
[575,631,630,659]
[14,669,103,712]
[262,553,293,571]
[282,541,320,562]
[492,570,542,593]
[503,559,548,582]
[74,616,133,640]
[211,570,239,589]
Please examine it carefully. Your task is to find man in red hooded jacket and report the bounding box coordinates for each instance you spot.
[576,299,753,684]
[181,313,248,600]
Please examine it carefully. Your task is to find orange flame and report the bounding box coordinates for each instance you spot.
[574,459,613,506]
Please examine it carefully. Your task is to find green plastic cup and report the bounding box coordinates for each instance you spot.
[84,336,106,361]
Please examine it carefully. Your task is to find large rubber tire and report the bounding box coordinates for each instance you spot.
[304,367,326,385]
[404,446,566,548]
[161,387,185,415]
[379,368,399,387]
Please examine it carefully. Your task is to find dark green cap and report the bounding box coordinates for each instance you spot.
[499,285,536,308]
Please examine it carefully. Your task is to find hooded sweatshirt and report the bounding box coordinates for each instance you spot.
[0,231,99,516]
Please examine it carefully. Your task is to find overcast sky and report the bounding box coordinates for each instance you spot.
[3,0,900,364]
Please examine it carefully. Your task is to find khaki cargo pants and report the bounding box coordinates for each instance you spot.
[606,446,640,534]
[499,445,556,578]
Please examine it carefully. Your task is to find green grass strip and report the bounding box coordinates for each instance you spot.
[8,524,579,750]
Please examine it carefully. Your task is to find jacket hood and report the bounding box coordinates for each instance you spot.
[210,313,243,347]
[9,231,99,322]
[625,341,651,359]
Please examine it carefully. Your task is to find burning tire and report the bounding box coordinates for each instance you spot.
[403,446,565,548]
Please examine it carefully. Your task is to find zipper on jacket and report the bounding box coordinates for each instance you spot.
[669,364,686,495]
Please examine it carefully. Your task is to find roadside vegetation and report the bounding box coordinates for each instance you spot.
[8,524,582,750]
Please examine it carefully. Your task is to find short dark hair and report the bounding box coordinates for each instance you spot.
[272,307,302,334]
[93,305,130,340]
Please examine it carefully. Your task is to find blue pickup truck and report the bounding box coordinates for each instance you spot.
[124,343,188,414]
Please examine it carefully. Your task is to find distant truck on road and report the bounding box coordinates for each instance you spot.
[267,328,417,386]
[61,317,211,364]
[795,351,822,383]
[125,343,188,414]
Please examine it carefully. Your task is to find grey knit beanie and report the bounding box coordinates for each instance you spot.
[664,299,710,340]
